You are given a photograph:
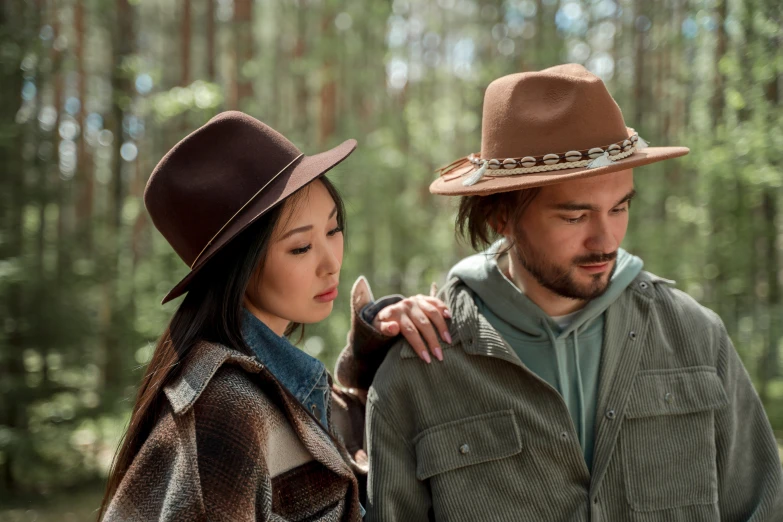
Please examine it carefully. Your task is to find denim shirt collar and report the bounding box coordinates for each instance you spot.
[241,309,327,410]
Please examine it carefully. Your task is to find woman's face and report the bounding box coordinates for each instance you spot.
[244,180,343,336]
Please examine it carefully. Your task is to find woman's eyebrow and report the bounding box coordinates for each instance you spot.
[278,206,338,241]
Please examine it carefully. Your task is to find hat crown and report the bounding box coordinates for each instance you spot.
[480,64,628,159]
[144,111,302,266]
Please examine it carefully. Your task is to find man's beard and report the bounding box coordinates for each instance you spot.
[510,232,618,301]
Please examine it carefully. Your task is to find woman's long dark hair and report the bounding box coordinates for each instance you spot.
[97,177,345,520]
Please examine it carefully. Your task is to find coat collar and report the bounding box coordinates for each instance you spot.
[164,341,262,415]
[241,308,327,406]
[163,311,329,417]
[162,341,357,486]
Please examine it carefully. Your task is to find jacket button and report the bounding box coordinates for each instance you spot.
[664,392,674,404]
[606,409,616,420]
[459,444,470,455]
[629,331,637,340]
[311,404,321,419]
[560,431,568,441]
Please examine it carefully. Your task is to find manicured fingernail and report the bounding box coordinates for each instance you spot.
[443,331,452,344]
[433,347,443,361]
[443,309,452,318]
[422,351,432,364]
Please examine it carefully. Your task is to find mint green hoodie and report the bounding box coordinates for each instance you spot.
[448,241,643,470]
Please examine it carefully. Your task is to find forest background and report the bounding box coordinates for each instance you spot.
[1,0,782,518]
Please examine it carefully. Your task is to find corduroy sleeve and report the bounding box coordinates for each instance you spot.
[365,389,431,522]
[713,317,783,521]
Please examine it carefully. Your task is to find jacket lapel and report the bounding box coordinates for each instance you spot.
[590,276,654,494]
[254,367,355,481]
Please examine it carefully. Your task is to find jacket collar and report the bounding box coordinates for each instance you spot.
[418,270,673,363]
[162,341,357,485]
[241,309,327,406]
[164,342,262,415]
[163,308,332,416]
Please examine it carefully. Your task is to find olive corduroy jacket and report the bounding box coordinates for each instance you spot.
[366,272,783,521]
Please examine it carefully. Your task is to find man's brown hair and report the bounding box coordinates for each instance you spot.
[456,187,541,250]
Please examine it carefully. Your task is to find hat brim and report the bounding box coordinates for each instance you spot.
[430,146,690,196]
[161,138,357,304]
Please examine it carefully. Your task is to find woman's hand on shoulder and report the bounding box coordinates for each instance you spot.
[372,286,451,363]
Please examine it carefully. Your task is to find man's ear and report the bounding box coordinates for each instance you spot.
[490,211,509,236]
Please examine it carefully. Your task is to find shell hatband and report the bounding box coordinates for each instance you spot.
[459,133,649,187]
[468,133,642,169]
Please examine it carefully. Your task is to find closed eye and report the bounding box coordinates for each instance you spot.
[327,225,343,236]
[290,245,311,255]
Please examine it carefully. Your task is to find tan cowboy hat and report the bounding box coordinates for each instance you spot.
[144,111,356,304]
[430,64,689,196]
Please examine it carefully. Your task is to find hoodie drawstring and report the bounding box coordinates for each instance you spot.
[573,332,587,446]
[544,319,587,448]
[542,320,570,421]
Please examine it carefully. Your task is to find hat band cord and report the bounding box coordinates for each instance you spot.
[189,153,305,269]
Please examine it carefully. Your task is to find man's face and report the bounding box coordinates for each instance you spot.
[506,169,635,301]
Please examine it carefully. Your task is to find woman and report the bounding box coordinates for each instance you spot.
[99,111,449,521]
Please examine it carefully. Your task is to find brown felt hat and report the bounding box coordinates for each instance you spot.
[144,111,356,304]
[430,64,689,196]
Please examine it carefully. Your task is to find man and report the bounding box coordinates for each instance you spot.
[364,64,783,521]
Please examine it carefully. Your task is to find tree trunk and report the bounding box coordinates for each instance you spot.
[711,0,728,126]
[206,0,216,81]
[74,0,93,253]
[233,0,253,107]
[100,0,134,402]
[181,0,191,86]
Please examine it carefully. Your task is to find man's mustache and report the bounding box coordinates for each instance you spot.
[573,251,618,265]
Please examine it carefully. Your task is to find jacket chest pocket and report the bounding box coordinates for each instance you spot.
[414,410,522,480]
[621,367,728,513]
[414,410,530,520]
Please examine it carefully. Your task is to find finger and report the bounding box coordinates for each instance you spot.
[372,307,396,331]
[429,282,438,297]
[417,301,451,345]
[408,307,444,361]
[422,296,452,319]
[399,315,431,363]
[378,321,400,337]
[376,307,395,322]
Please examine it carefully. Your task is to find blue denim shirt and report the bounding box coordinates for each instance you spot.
[241,309,330,429]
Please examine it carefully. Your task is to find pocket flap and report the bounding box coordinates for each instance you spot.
[414,410,522,480]
[626,367,728,419]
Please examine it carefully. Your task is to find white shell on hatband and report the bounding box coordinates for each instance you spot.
[502,158,518,169]
[520,156,537,168]
[588,147,604,159]
[488,158,502,169]
[543,153,560,165]
[607,144,622,156]
[565,150,582,162]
